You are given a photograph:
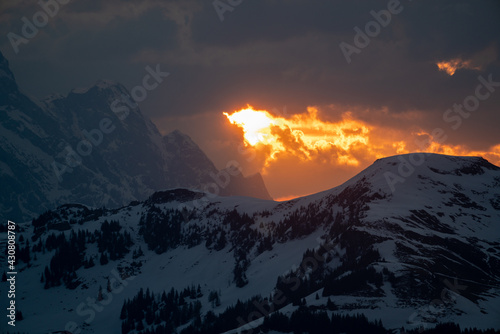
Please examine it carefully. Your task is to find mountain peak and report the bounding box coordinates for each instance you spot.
[166,129,194,139]
[301,152,500,208]
[162,130,273,200]
[70,78,127,96]
[373,153,499,176]
[164,129,199,148]
[0,52,19,104]
[0,51,15,82]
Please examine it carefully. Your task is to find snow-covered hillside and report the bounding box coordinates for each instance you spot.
[1,153,499,333]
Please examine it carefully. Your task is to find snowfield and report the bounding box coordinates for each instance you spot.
[1,153,499,333]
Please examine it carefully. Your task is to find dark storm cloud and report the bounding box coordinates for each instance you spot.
[177,0,500,120]
[399,0,500,61]
[0,0,179,97]
[1,0,499,149]
[57,9,178,61]
[64,0,106,13]
[190,0,390,47]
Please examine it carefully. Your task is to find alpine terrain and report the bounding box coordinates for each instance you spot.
[0,50,271,226]
[1,153,499,333]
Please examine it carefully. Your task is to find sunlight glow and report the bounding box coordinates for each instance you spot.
[224,107,278,146]
[224,105,370,166]
[436,58,480,76]
[223,105,500,169]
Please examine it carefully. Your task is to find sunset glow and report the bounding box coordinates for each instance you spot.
[436,58,481,76]
[224,105,500,170]
[223,108,278,146]
[224,105,372,166]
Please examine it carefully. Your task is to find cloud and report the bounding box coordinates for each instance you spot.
[437,59,480,76]
[400,0,500,61]
[224,104,500,167]
[436,44,498,75]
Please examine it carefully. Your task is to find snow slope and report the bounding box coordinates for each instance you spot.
[1,153,499,333]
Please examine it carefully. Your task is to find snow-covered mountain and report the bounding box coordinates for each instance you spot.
[0,51,271,224]
[2,153,499,333]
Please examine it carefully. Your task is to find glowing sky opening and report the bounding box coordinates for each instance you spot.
[223,105,500,175]
[223,107,278,146]
[224,105,372,167]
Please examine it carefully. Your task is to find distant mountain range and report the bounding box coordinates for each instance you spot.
[0,51,271,224]
[1,153,499,333]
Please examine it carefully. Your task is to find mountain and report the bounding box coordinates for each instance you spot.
[0,51,271,224]
[1,153,499,333]
[163,130,271,200]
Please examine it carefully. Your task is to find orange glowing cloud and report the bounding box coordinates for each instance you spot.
[223,105,500,172]
[224,105,371,166]
[436,58,481,76]
[411,131,500,164]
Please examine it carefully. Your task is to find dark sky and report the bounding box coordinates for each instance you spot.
[2,0,500,199]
